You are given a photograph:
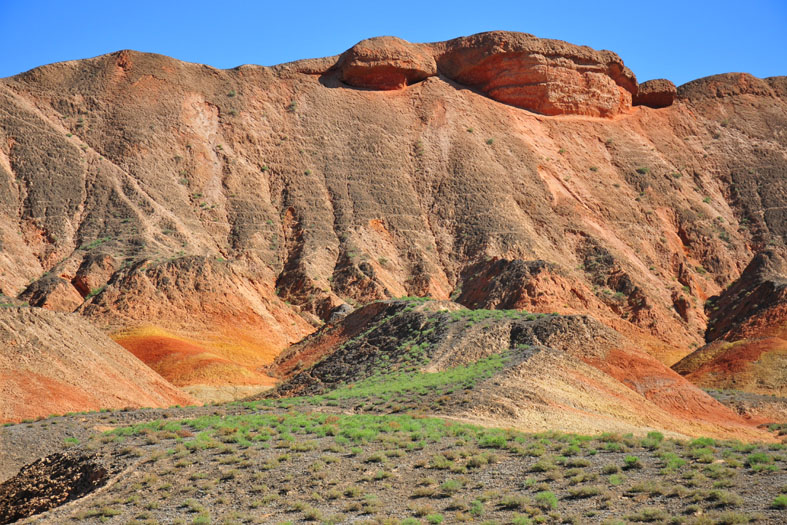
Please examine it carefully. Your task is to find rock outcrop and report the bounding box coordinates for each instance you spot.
[338,36,437,90]
[678,72,778,100]
[634,78,677,108]
[17,276,83,312]
[0,452,111,524]
[335,31,638,116]
[434,31,637,116]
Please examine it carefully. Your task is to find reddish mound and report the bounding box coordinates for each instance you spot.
[633,79,677,108]
[0,308,195,423]
[338,36,436,90]
[114,328,277,388]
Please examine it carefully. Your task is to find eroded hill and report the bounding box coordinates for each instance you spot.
[1,30,786,420]
[263,299,768,441]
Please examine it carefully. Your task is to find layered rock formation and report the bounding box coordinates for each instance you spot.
[0,31,785,426]
[434,32,637,116]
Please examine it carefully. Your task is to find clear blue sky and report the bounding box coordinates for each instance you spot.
[1,1,785,86]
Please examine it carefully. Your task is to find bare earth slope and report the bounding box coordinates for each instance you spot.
[0,308,195,423]
[265,299,769,441]
[673,248,787,421]
[0,31,786,416]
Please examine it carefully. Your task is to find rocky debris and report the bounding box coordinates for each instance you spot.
[17,275,83,312]
[71,252,117,298]
[434,31,637,116]
[0,452,110,524]
[337,36,437,90]
[633,78,677,108]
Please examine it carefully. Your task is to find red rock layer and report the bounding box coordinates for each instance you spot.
[634,79,677,108]
[338,36,437,90]
[434,31,637,116]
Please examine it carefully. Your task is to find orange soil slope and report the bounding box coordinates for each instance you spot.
[0,308,196,423]
[114,327,276,387]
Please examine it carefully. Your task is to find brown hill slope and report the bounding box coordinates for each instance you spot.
[673,249,787,405]
[1,31,786,384]
[0,307,195,423]
[264,299,769,441]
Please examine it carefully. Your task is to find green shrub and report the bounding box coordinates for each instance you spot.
[534,491,558,510]
[746,452,771,467]
[623,455,642,470]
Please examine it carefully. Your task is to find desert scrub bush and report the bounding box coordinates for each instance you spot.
[567,485,602,499]
[478,431,508,449]
[512,516,533,525]
[659,452,686,473]
[531,457,556,472]
[498,494,530,510]
[706,489,743,508]
[641,431,664,450]
[772,494,787,509]
[534,491,558,510]
[411,486,437,498]
[623,455,642,470]
[745,452,771,468]
[564,457,591,468]
[628,481,666,496]
[626,507,668,522]
[440,479,463,495]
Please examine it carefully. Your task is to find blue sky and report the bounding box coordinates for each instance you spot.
[1,1,785,86]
